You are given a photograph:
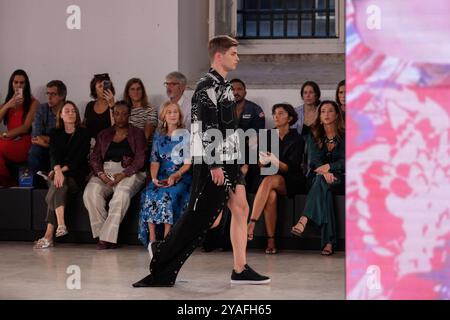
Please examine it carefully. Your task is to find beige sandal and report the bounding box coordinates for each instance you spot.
[34,238,54,249]
[55,225,68,237]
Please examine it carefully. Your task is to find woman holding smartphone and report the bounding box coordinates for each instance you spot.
[0,69,39,186]
[246,103,305,254]
[83,73,115,142]
[138,101,192,253]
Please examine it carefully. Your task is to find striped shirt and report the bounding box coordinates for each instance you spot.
[129,106,158,129]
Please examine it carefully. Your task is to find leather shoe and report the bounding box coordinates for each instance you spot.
[132,274,174,288]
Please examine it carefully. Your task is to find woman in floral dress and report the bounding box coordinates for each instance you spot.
[138,101,192,249]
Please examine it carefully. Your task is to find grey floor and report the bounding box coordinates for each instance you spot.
[0,242,345,300]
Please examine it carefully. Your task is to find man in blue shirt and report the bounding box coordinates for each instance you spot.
[28,80,66,179]
[230,78,265,132]
[230,78,265,190]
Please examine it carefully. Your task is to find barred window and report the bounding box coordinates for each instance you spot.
[237,0,337,39]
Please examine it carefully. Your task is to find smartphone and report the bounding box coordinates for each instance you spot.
[36,171,49,181]
[103,80,111,92]
[16,88,23,98]
[160,179,169,186]
[259,151,270,165]
[259,151,270,158]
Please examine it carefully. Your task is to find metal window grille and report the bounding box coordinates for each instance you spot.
[237,0,337,39]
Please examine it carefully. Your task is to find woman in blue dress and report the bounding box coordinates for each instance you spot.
[138,101,192,249]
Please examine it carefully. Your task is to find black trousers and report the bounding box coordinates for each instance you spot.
[45,176,79,225]
[146,178,229,285]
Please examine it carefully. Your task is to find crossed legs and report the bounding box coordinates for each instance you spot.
[247,175,286,253]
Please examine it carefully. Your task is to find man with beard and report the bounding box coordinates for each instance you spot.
[230,78,265,132]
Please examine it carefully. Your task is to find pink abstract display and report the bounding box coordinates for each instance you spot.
[346,0,450,299]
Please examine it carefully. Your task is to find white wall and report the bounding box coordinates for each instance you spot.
[0,0,179,115]
[178,0,209,86]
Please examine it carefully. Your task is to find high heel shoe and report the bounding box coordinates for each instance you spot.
[321,243,334,256]
[265,236,277,254]
[291,216,307,237]
[247,218,257,241]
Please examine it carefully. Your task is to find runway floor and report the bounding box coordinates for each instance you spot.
[0,241,345,300]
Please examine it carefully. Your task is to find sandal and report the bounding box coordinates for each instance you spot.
[265,236,277,254]
[321,243,334,256]
[291,217,307,237]
[247,218,257,241]
[55,224,68,237]
[34,238,54,249]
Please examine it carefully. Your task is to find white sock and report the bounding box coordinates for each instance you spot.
[147,241,153,260]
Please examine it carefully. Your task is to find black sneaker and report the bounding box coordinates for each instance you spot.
[230,264,271,284]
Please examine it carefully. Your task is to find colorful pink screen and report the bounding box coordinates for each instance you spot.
[346,0,450,299]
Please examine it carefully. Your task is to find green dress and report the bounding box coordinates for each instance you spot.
[303,133,345,249]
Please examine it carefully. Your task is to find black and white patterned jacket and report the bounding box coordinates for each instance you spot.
[190,68,242,195]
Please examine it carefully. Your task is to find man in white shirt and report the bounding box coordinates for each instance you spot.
[164,71,191,130]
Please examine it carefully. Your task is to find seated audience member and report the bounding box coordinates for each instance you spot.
[230,78,265,132]
[83,73,115,141]
[336,79,346,118]
[123,78,158,145]
[0,69,39,186]
[28,80,67,180]
[138,101,192,255]
[247,103,305,254]
[291,100,345,256]
[164,71,191,130]
[34,101,90,249]
[292,80,321,137]
[230,78,265,188]
[83,101,147,250]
